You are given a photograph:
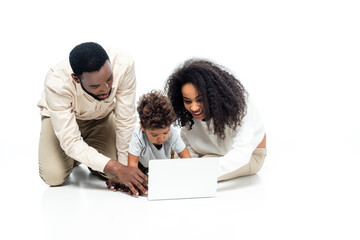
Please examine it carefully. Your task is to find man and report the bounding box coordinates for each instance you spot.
[37,42,147,196]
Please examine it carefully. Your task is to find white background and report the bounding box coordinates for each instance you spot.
[0,0,359,239]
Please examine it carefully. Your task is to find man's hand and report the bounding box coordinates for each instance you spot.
[106,177,130,192]
[104,160,148,196]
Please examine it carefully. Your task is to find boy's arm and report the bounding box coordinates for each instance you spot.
[178,147,191,158]
[128,153,140,168]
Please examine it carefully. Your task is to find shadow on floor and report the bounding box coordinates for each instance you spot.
[217,174,261,192]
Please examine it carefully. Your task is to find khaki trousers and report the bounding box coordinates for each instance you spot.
[212,148,267,182]
[38,113,117,186]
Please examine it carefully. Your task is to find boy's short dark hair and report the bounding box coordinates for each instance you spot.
[69,42,109,77]
[137,90,176,130]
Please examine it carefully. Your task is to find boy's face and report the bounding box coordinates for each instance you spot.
[142,126,171,147]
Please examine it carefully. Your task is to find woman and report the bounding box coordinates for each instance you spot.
[165,59,267,181]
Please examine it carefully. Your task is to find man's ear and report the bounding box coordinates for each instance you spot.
[71,74,81,84]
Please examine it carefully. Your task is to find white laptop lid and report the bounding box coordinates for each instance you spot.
[147,157,219,200]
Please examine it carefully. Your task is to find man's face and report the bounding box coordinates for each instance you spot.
[72,60,113,101]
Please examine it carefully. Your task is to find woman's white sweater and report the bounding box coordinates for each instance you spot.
[180,96,265,177]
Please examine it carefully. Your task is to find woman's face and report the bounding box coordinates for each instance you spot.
[181,83,205,120]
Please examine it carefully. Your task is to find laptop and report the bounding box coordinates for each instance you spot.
[147,157,219,200]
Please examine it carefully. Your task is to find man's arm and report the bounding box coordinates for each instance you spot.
[114,61,137,165]
[107,59,148,195]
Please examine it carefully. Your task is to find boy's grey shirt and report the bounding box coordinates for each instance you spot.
[128,125,186,167]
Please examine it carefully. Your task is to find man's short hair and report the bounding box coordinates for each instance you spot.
[69,42,109,77]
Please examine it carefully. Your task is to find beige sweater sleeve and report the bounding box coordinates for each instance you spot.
[113,61,137,165]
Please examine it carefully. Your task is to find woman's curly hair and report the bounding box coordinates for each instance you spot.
[165,59,248,141]
[137,90,176,130]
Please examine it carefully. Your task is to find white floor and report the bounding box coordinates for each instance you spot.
[1,136,359,240]
[1,1,360,239]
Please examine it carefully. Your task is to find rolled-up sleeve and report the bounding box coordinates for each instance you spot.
[45,69,110,172]
[114,62,137,165]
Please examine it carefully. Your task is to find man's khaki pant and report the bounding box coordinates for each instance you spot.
[208,148,267,182]
[38,113,117,186]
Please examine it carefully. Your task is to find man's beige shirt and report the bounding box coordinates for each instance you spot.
[37,48,136,172]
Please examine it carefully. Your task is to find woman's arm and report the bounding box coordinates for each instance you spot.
[219,98,266,177]
[257,134,266,148]
[180,129,200,158]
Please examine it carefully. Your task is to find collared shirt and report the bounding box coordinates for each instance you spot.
[37,48,137,172]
